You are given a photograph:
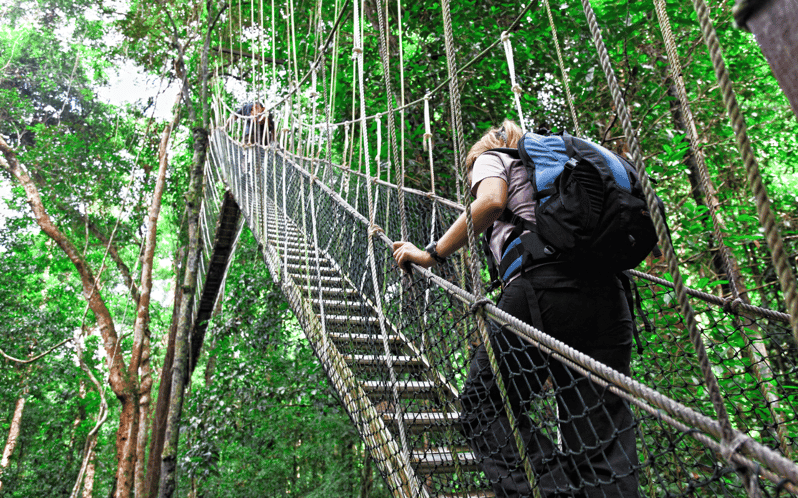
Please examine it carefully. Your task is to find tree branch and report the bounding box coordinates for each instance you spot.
[0,338,72,364]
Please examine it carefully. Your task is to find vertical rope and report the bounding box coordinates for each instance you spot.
[271,0,276,88]
[500,31,527,132]
[542,0,582,136]
[250,0,256,102]
[689,0,798,343]
[353,2,420,495]
[578,1,758,493]
[396,0,406,187]
[374,0,408,242]
[653,0,792,459]
[440,0,537,491]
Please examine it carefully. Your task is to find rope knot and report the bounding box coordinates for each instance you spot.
[470,298,492,315]
[501,31,511,43]
[368,225,384,236]
[723,297,743,314]
[353,46,363,55]
[720,433,747,462]
[511,83,523,94]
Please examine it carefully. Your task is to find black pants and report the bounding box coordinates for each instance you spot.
[459,275,640,498]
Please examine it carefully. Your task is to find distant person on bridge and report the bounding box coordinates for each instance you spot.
[392,120,640,498]
[231,102,276,145]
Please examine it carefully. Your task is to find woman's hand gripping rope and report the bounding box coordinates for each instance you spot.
[392,241,436,274]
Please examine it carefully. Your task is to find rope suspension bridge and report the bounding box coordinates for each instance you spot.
[187,0,798,496]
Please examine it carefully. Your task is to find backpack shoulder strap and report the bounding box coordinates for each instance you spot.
[561,130,579,159]
[486,147,520,158]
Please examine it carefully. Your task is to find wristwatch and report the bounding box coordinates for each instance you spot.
[425,241,446,264]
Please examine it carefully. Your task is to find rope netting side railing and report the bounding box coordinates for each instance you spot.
[203,111,798,496]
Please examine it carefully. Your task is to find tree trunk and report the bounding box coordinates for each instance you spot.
[158,127,209,498]
[359,447,373,498]
[0,387,28,492]
[82,451,96,498]
[144,248,184,498]
[133,94,182,498]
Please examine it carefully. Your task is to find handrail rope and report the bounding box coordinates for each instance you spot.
[653,0,793,459]
[689,0,798,343]
[440,0,538,492]
[500,31,527,132]
[246,137,798,490]
[628,270,791,323]
[578,0,751,488]
[408,256,798,491]
[542,0,582,136]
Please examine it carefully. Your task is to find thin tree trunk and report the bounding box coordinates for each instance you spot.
[144,247,184,498]
[133,94,182,498]
[82,451,96,498]
[0,386,28,492]
[158,127,209,498]
[157,3,218,492]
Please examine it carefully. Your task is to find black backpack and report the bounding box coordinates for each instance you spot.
[485,129,665,286]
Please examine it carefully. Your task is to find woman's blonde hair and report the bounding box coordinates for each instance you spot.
[465,120,523,171]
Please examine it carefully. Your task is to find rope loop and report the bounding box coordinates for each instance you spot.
[723,297,743,314]
[501,30,511,43]
[776,477,796,494]
[720,433,748,462]
[470,298,492,315]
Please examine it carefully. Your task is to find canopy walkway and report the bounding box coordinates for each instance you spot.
[185,120,798,497]
[185,0,798,495]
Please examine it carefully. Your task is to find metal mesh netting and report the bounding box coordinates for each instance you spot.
[200,125,798,498]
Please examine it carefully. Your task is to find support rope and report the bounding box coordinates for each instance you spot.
[578,1,760,493]
[689,0,798,342]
